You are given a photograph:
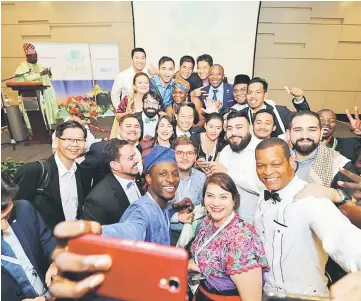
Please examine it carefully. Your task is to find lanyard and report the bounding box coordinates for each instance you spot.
[146,192,170,230]
[195,211,235,266]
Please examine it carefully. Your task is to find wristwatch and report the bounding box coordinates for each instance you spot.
[334,189,349,207]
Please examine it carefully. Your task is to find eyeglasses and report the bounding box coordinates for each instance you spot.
[175,151,195,157]
[144,101,159,107]
[58,137,86,144]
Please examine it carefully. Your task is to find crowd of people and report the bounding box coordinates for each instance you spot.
[2,47,361,301]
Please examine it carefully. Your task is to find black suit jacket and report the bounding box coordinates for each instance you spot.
[13,154,84,230]
[80,139,144,190]
[326,137,361,164]
[82,173,135,225]
[240,98,310,136]
[1,200,55,301]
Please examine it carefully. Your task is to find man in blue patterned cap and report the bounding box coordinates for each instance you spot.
[99,145,193,245]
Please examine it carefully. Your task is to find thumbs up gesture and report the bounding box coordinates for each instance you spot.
[285,86,304,100]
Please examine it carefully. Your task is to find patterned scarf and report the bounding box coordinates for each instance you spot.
[306,143,349,187]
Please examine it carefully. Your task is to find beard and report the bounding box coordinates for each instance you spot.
[144,108,158,118]
[292,138,319,155]
[229,132,252,153]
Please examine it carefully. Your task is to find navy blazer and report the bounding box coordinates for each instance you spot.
[1,200,55,301]
[200,83,234,110]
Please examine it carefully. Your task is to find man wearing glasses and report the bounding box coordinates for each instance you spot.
[13,121,87,230]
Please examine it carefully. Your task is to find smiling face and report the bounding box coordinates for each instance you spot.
[119,117,141,144]
[204,183,235,226]
[175,143,196,172]
[172,87,187,104]
[208,65,224,88]
[253,112,276,139]
[289,115,322,156]
[176,106,194,132]
[256,145,295,192]
[233,83,248,105]
[146,161,180,202]
[318,110,337,138]
[56,128,86,160]
[111,144,140,178]
[157,118,174,142]
[226,117,252,152]
[133,74,150,94]
[180,61,193,80]
[159,61,175,84]
[205,118,223,141]
[197,60,211,80]
[247,82,266,110]
[132,51,146,72]
[27,53,38,64]
[143,94,160,118]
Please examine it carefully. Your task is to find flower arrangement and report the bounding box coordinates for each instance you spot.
[63,96,104,120]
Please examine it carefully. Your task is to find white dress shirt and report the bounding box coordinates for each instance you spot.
[219,144,264,224]
[114,174,141,204]
[231,103,248,111]
[176,126,190,137]
[2,226,48,296]
[209,83,224,104]
[54,152,78,221]
[254,176,361,296]
[111,65,148,108]
[142,112,158,138]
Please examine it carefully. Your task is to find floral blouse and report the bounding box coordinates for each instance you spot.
[191,213,269,279]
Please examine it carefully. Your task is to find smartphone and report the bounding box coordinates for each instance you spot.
[68,235,189,301]
[263,292,330,301]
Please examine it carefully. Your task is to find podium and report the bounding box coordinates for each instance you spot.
[6,81,51,145]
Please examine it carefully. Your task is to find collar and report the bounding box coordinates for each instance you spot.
[272,175,305,201]
[114,174,135,190]
[176,126,191,137]
[250,104,267,115]
[232,103,248,110]
[153,75,174,88]
[142,112,159,122]
[209,82,224,92]
[54,152,77,176]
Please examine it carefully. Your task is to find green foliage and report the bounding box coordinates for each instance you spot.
[1,158,24,181]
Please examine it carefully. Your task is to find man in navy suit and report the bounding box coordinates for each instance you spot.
[199,64,234,112]
[1,177,57,301]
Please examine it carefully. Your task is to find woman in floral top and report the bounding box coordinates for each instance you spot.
[189,173,269,301]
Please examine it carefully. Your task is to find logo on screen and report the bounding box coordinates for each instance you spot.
[66,49,85,63]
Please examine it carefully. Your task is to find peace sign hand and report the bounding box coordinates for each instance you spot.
[346,107,361,136]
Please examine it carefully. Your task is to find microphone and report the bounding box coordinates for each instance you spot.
[15,69,31,78]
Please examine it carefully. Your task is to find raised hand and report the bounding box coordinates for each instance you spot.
[284,86,304,99]
[191,86,208,98]
[346,107,361,136]
[338,168,361,203]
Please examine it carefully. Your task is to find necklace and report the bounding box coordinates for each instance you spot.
[201,133,217,162]
[323,136,338,149]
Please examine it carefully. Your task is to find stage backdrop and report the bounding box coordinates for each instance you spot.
[133,1,260,83]
[32,42,119,104]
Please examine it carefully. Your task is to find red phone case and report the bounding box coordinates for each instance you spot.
[68,235,189,301]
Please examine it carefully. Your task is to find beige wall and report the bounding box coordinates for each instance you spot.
[1,1,134,99]
[254,1,361,113]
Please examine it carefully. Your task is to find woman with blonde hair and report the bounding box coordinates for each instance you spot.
[110,72,150,138]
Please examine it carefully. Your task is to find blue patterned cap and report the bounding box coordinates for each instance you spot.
[144,146,177,172]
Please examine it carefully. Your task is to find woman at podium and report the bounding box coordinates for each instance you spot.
[15,42,59,125]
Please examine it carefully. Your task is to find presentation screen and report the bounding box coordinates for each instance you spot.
[133,1,260,83]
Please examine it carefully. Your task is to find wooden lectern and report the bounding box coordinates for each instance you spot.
[6,81,51,145]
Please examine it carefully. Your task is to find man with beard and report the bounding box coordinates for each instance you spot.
[136,90,161,140]
[46,146,194,300]
[288,110,360,284]
[207,111,261,223]
[82,139,142,225]
[317,108,361,164]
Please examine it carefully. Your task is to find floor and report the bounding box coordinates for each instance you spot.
[0,119,355,163]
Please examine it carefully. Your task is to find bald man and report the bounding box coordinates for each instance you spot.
[318,109,361,164]
[199,64,234,112]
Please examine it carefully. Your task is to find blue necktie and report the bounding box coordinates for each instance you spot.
[212,89,218,100]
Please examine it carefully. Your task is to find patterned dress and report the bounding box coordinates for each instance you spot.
[191,213,269,293]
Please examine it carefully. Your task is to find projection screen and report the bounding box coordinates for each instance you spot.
[133,1,260,83]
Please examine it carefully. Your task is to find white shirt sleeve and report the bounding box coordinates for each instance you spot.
[111,73,123,109]
[304,197,361,272]
[293,96,305,104]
